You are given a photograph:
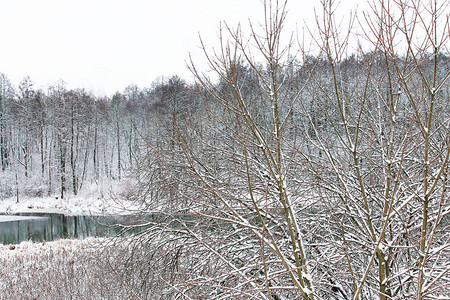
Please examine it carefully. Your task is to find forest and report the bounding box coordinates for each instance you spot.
[1,0,449,299]
[0,73,195,200]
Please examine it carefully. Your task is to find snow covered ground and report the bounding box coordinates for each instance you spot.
[0,181,141,215]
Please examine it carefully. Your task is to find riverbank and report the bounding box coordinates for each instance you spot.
[0,181,140,216]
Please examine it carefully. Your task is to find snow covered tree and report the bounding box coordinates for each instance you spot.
[0,73,14,171]
[123,1,318,299]
[298,0,450,298]
[118,0,449,299]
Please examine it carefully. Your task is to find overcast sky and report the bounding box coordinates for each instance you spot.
[0,0,362,96]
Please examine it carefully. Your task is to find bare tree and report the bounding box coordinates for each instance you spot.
[47,80,69,199]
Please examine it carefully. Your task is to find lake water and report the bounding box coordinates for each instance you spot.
[0,213,123,244]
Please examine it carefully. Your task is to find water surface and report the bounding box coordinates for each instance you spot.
[0,213,120,244]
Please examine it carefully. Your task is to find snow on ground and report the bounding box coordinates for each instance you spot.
[0,180,142,215]
[0,237,102,258]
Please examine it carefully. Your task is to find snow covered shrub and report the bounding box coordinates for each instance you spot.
[22,174,48,197]
[0,238,154,299]
[116,178,138,200]
[0,170,15,198]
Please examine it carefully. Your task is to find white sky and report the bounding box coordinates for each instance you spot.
[0,0,363,96]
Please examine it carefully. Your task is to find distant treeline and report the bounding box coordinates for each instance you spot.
[0,51,448,200]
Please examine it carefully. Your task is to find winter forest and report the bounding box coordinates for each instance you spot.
[0,0,449,299]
